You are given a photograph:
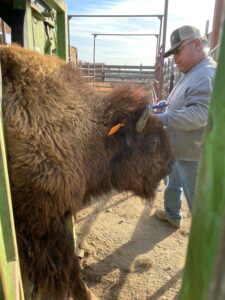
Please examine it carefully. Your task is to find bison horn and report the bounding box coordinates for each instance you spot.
[135,106,150,133]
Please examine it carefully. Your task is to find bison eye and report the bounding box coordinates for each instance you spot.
[144,134,160,153]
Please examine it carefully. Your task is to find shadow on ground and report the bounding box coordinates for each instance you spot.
[78,193,179,300]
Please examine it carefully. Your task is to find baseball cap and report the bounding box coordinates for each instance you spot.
[164,25,202,58]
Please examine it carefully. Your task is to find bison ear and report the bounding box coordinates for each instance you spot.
[107,123,125,136]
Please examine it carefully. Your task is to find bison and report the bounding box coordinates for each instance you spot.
[0,45,173,300]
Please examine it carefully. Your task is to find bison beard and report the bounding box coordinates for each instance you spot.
[0,45,173,299]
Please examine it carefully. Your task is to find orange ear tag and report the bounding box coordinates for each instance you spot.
[107,123,125,136]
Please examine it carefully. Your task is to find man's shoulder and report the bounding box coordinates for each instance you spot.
[189,57,216,79]
[199,57,216,72]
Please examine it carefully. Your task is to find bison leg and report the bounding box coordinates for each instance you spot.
[18,217,93,300]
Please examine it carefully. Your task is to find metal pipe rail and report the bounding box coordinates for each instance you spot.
[81,64,155,70]
[68,14,164,19]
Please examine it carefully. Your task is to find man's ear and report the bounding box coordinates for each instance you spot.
[194,38,203,50]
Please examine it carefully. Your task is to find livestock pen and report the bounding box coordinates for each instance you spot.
[68,10,168,100]
[1,0,225,299]
[79,62,156,97]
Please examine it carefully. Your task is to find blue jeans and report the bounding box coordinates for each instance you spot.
[164,160,199,221]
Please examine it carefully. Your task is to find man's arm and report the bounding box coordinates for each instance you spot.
[157,76,214,130]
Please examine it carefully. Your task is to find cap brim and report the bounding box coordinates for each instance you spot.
[163,41,183,58]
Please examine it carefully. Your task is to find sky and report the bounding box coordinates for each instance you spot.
[67,0,216,65]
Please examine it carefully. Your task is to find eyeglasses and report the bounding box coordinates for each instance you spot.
[173,39,195,55]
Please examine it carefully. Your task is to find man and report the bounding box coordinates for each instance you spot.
[155,25,216,228]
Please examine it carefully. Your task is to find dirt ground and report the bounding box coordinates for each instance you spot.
[75,182,191,300]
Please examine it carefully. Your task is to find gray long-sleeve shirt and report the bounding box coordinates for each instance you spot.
[157,57,216,161]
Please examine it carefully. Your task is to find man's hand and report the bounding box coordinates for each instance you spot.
[150,100,168,114]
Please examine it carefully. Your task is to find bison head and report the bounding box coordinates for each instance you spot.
[87,85,174,201]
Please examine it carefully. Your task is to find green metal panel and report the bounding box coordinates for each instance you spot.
[45,0,66,12]
[31,17,46,53]
[206,216,225,299]
[23,1,34,50]
[0,126,16,263]
[56,9,68,60]
[180,13,225,300]
[0,57,14,300]
[0,60,24,299]
[0,219,14,300]
[12,0,68,60]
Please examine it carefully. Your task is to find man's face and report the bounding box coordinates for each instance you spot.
[172,39,200,73]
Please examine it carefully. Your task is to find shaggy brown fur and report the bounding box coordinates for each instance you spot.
[0,45,173,300]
